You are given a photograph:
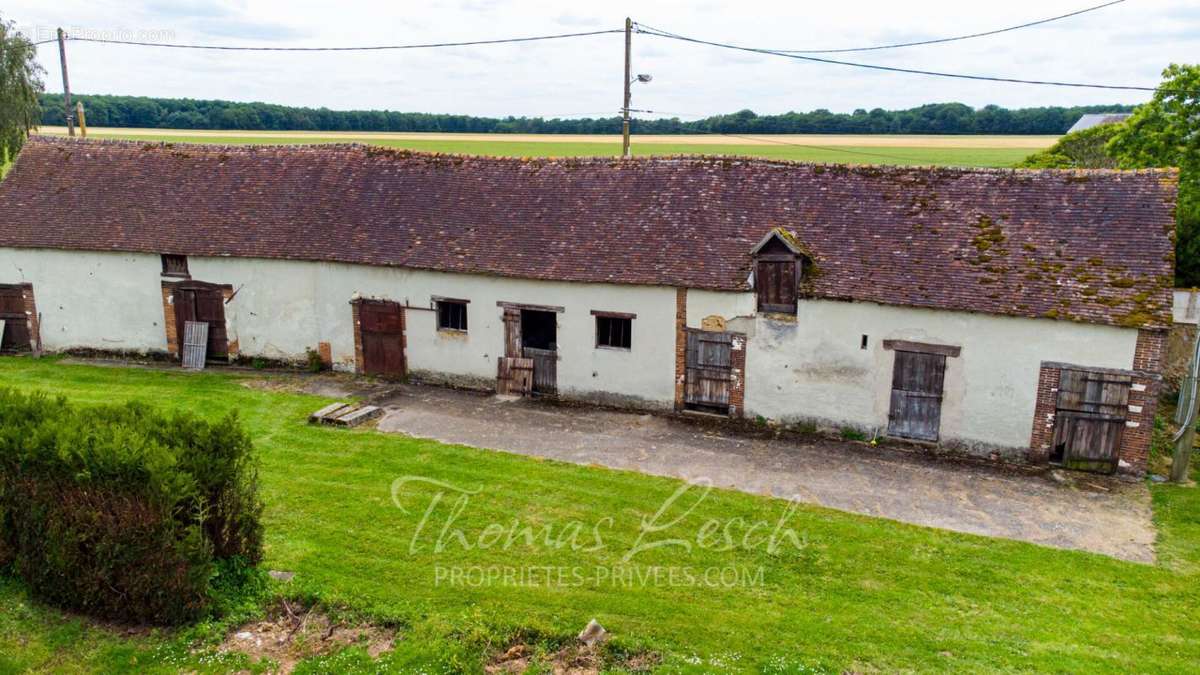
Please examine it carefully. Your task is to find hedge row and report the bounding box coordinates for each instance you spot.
[0,388,263,624]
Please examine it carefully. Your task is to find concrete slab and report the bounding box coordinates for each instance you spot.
[376,385,1156,563]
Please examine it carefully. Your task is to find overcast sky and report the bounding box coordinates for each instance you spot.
[10,0,1200,119]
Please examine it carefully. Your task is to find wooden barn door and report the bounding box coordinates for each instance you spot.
[887,350,946,442]
[1051,369,1129,473]
[0,285,31,352]
[359,300,406,379]
[684,329,733,414]
[173,282,228,360]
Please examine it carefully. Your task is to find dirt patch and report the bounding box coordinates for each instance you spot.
[486,642,659,674]
[218,600,396,673]
[238,373,397,401]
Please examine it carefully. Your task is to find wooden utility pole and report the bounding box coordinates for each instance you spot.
[57,28,75,137]
[1173,333,1200,482]
[621,17,632,159]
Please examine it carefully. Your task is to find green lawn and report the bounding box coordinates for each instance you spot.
[2,357,1199,673]
[51,133,1031,168]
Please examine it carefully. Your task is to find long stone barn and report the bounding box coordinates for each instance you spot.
[0,138,1179,475]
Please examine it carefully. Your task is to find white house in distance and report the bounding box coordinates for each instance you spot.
[0,138,1178,475]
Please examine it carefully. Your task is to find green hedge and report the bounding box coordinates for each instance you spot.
[0,389,263,624]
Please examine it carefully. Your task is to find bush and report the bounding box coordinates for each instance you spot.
[0,388,263,624]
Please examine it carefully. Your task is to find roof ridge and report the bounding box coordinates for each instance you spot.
[26,134,1178,177]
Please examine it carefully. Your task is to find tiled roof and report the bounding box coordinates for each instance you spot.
[0,137,1178,328]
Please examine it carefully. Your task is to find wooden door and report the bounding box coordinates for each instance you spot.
[173,283,228,360]
[0,285,31,352]
[523,347,557,395]
[887,350,946,441]
[359,300,406,379]
[1051,369,1130,473]
[684,329,733,413]
[502,307,521,358]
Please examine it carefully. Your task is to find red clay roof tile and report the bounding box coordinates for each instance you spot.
[0,137,1178,328]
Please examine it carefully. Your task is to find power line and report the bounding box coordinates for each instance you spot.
[58,28,622,51]
[634,23,1170,93]
[771,0,1126,54]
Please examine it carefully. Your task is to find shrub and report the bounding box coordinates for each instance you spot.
[305,347,325,373]
[0,388,263,624]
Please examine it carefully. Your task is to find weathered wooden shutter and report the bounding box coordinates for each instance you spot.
[684,329,734,412]
[1052,369,1130,473]
[502,308,522,358]
[497,357,534,396]
[756,258,797,313]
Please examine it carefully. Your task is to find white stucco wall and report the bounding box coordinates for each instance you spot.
[0,246,1142,451]
[0,248,677,408]
[0,248,167,352]
[687,291,1140,449]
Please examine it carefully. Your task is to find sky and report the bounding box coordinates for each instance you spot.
[10,0,1200,119]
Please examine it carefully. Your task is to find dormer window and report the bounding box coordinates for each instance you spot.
[751,229,805,314]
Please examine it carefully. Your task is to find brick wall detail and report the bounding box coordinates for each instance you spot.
[221,285,237,361]
[351,299,364,375]
[729,333,746,418]
[1122,329,1167,474]
[1030,328,1166,474]
[161,282,179,358]
[1028,365,1061,463]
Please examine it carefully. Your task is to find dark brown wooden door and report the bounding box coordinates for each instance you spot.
[888,350,946,441]
[1051,369,1129,473]
[0,285,31,352]
[359,300,406,379]
[685,329,733,413]
[173,283,228,360]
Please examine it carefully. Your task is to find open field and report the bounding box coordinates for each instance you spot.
[2,357,1200,672]
[33,127,1053,167]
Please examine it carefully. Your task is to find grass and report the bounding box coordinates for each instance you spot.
[2,356,1200,672]
[38,132,1032,168]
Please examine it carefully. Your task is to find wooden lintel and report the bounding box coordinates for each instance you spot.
[1043,361,1159,380]
[590,310,637,320]
[497,301,565,313]
[882,339,961,358]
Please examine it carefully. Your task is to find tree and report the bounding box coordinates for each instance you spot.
[1017,123,1124,169]
[0,17,43,163]
[1109,64,1200,287]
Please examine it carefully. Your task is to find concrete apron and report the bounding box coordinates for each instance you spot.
[375,385,1156,563]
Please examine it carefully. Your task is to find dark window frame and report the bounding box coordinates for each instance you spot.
[436,299,469,332]
[592,311,634,351]
[161,254,190,278]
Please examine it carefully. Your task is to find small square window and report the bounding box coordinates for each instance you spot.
[161,254,189,277]
[437,300,468,332]
[596,315,632,350]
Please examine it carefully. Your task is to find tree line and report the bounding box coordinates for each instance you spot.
[39,94,1133,135]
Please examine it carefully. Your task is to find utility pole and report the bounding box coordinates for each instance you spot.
[1173,331,1200,482]
[76,102,88,137]
[57,28,75,137]
[621,17,632,159]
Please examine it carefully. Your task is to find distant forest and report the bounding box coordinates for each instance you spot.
[39,94,1134,135]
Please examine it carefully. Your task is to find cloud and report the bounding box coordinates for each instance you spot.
[554,13,604,28]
